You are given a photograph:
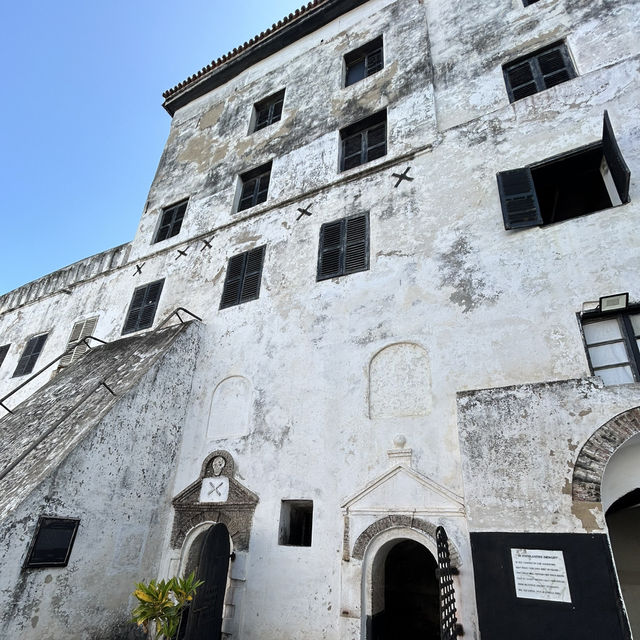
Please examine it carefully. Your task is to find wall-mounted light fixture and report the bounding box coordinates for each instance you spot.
[599,292,629,312]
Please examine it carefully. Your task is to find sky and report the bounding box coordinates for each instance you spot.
[0,0,306,295]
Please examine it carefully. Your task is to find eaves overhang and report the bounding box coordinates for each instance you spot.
[162,0,371,116]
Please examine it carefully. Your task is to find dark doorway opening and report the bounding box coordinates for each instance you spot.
[371,540,440,640]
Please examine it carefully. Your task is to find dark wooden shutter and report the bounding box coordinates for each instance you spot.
[122,280,164,334]
[183,523,230,640]
[497,168,542,229]
[602,110,630,204]
[505,60,537,102]
[0,344,9,369]
[318,220,344,280]
[220,253,246,309]
[538,45,574,88]
[344,215,369,274]
[13,333,48,377]
[239,246,265,303]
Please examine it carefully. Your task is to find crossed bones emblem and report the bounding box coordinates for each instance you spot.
[207,481,225,498]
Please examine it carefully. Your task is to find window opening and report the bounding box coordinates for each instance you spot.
[13,333,48,377]
[238,162,272,211]
[24,517,80,568]
[340,110,387,171]
[57,317,98,371]
[279,500,313,546]
[503,41,575,102]
[318,213,369,281]
[0,344,9,369]
[582,308,640,386]
[497,111,630,229]
[253,89,285,132]
[345,36,384,87]
[122,280,164,335]
[522,0,542,6]
[220,246,266,309]
[153,200,188,243]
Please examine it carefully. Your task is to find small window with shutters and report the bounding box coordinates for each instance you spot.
[153,200,188,244]
[344,36,384,87]
[13,333,49,377]
[317,213,369,281]
[220,246,266,309]
[24,517,80,568]
[503,42,576,102]
[122,280,164,335]
[0,344,9,370]
[497,111,630,230]
[57,317,98,372]
[340,111,387,172]
[237,162,272,212]
[252,89,285,133]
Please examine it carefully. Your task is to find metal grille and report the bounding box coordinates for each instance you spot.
[436,526,461,639]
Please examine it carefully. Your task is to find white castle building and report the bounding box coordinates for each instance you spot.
[0,1,639,638]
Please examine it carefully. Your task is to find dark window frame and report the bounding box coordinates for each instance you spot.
[503,41,576,103]
[340,110,387,172]
[317,213,370,281]
[344,36,384,87]
[579,305,640,385]
[278,500,313,547]
[122,279,165,335]
[13,333,48,378]
[220,246,266,309]
[237,162,272,212]
[252,89,285,132]
[23,517,80,569]
[153,199,188,244]
[0,344,9,369]
[522,0,542,5]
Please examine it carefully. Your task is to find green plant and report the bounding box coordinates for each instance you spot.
[131,572,203,639]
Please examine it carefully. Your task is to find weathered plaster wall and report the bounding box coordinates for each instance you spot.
[0,324,199,639]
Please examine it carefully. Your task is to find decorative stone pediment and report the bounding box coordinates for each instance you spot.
[171,450,258,550]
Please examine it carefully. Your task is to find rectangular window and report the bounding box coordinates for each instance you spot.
[497,111,630,229]
[0,344,9,369]
[122,280,164,335]
[13,333,48,377]
[523,0,541,5]
[582,309,640,386]
[279,500,313,547]
[153,200,188,243]
[238,162,272,211]
[24,517,80,568]
[220,246,266,309]
[340,110,387,171]
[253,89,285,132]
[503,42,576,102]
[345,36,384,87]
[58,317,99,371]
[317,213,369,281]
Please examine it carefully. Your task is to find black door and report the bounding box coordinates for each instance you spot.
[183,523,231,640]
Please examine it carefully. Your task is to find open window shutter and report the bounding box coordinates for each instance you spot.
[123,287,147,334]
[59,320,85,368]
[220,253,246,308]
[240,246,265,303]
[318,220,344,280]
[0,344,9,368]
[497,168,542,230]
[344,215,369,274]
[138,281,164,330]
[602,110,631,204]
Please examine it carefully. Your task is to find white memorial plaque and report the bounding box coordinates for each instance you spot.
[199,477,229,503]
[511,548,571,603]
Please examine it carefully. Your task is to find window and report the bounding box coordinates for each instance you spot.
[497,111,630,229]
[253,89,285,132]
[153,200,188,243]
[503,42,576,102]
[122,280,164,335]
[58,317,98,371]
[344,36,384,87]
[279,500,313,547]
[582,309,640,386]
[0,344,9,369]
[24,517,79,568]
[317,213,369,281]
[238,162,272,211]
[523,0,542,5]
[220,246,266,309]
[340,110,387,171]
[13,333,48,377]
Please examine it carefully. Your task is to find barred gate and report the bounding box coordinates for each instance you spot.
[436,526,463,639]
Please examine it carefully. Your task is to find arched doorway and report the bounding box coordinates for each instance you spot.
[602,433,640,637]
[370,539,439,640]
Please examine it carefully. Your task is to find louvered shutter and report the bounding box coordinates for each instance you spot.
[0,344,9,368]
[138,281,164,330]
[14,334,48,377]
[538,46,574,88]
[505,60,537,102]
[602,110,630,204]
[497,168,542,229]
[344,215,369,274]
[220,253,246,309]
[59,317,98,369]
[318,220,344,280]
[239,246,265,303]
[123,286,147,334]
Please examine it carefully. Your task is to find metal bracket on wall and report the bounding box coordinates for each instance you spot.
[296,205,313,221]
[175,248,188,260]
[200,237,214,251]
[133,262,146,276]
[392,166,413,188]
